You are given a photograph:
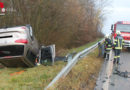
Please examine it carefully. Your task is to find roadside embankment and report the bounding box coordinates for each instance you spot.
[53,49,104,90]
[0,39,102,90]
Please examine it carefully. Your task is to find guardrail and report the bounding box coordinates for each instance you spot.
[45,39,104,90]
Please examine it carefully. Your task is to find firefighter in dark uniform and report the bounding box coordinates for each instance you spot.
[104,35,112,60]
[113,31,124,64]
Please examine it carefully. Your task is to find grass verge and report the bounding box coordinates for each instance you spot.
[0,38,102,90]
[59,38,102,56]
[53,49,103,90]
[0,61,65,90]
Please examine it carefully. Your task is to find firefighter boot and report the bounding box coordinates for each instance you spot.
[117,58,120,65]
[104,53,106,58]
[117,60,119,65]
[113,58,116,64]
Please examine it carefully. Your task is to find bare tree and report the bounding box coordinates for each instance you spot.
[0,0,106,49]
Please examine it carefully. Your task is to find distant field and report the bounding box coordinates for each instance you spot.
[0,38,102,90]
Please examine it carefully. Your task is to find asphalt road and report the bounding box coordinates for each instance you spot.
[109,51,130,90]
[95,51,113,90]
[95,50,130,90]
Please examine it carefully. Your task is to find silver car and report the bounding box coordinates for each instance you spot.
[0,25,39,67]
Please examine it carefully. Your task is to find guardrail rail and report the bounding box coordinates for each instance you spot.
[45,39,104,90]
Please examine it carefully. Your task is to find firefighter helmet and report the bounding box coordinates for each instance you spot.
[116,31,121,35]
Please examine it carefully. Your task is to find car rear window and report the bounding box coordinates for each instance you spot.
[0,45,24,57]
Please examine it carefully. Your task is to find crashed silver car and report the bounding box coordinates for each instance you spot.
[0,25,39,67]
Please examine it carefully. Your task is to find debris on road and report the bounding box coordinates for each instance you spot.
[113,70,130,78]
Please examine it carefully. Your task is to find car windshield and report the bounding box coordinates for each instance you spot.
[116,24,130,32]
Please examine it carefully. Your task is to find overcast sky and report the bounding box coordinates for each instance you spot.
[102,0,130,34]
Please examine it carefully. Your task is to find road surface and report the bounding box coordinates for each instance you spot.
[109,51,130,90]
[95,50,130,90]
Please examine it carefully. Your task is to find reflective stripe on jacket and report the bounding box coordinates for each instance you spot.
[104,38,112,50]
[114,35,124,50]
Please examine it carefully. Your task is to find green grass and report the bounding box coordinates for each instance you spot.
[60,38,102,56]
[0,61,66,90]
[0,38,102,90]
[69,39,101,52]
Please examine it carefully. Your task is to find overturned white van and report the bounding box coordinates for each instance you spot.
[0,25,40,67]
[0,25,55,67]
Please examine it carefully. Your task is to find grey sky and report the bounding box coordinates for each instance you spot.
[103,0,130,34]
[114,0,130,8]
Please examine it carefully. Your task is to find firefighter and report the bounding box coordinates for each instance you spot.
[113,31,124,64]
[104,34,112,60]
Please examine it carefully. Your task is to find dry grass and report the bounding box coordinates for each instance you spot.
[0,61,66,90]
[53,49,103,90]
